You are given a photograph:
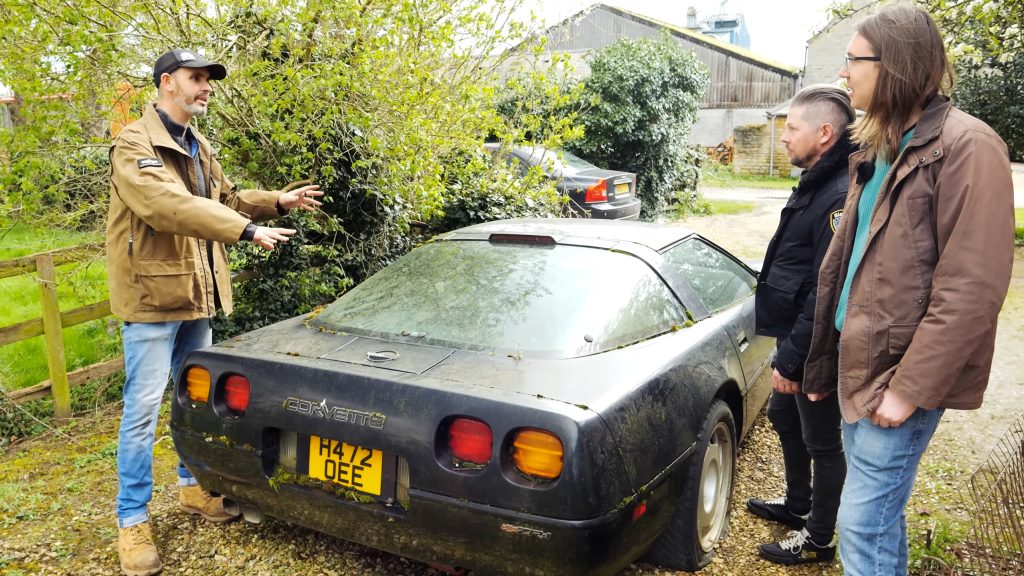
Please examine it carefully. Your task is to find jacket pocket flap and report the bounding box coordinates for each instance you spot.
[137,258,194,276]
[765,266,804,294]
[887,323,919,355]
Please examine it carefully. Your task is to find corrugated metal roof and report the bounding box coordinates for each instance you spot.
[534,5,798,108]
[604,5,800,75]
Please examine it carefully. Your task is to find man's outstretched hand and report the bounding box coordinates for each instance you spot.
[277,184,323,212]
[251,226,296,250]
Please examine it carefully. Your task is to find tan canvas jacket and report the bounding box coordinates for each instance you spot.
[106,104,282,322]
[803,95,1015,423]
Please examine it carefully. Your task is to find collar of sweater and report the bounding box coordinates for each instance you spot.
[154,106,196,151]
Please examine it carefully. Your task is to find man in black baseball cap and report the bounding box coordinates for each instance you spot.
[151,48,226,87]
[111,44,322,576]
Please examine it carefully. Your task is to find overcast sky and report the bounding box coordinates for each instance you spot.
[521,0,839,68]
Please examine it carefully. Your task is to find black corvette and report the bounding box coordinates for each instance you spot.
[171,218,773,575]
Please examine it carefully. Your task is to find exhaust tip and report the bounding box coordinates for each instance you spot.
[241,505,263,524]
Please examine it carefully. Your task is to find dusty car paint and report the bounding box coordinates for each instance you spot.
[171,219,772,576]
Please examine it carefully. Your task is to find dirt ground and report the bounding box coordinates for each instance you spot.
[0,184,1021,576]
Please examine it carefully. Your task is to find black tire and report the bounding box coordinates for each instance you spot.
[642,399,737,571]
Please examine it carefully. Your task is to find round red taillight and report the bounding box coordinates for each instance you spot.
[447,417,492,465]
[224,374,250,414]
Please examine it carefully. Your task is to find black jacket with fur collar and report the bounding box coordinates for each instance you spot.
[755,131,856,382]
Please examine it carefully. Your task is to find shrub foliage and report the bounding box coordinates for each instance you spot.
[0,0,576,336]
[0,2,708,341]
[568,35,709,219]
[953,54,1024,162]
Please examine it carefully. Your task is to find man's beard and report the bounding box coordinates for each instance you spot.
[175,96,207,117]
[787,150,811,170]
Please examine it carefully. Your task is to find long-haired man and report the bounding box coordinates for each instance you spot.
[802,6,1015,574]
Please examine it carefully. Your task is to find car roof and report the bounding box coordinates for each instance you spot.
[444,218,697,252]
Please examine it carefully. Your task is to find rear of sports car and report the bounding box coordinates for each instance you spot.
[171,333,663,576]
[170,226,720,574]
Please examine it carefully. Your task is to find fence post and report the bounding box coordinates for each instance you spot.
[35,253,71,422]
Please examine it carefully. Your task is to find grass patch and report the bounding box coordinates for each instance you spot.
[908,515,970,573]
[0,222,115,392]
[707,199,756,215]
[0,222,101,259]
[1016,208,1023,247]
[72,438,118,468]
[700,163,799,190]
[906,456,973,572]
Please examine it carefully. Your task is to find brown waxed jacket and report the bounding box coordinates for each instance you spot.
[106,104,282,322]
[802,95,1015,423]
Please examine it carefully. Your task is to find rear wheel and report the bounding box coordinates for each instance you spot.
[642,399,736,571]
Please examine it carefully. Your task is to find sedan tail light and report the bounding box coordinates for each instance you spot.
[448,417,493,465]
[224,374,251,414]
[585,179,608,203]
[512,428,564,480]
[185,366,211,403]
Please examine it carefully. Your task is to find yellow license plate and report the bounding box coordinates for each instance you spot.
[308,436,384,495]
[615,183,630,196]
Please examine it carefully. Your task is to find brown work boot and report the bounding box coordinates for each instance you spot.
[179,485,240,523]
[117,522,162,576]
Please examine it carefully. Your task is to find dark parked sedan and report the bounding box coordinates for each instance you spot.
[484,144,641,220]
[171,219,773,575]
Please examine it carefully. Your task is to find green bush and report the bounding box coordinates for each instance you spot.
[2,0,585,340]
[954,54,1024,162]
[0,373,124,445]
[669,146,710,217]
[568,34,709,219]
[432,150,566,231]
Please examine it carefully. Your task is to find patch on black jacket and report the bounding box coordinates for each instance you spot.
[137,158,163,169]
[830,209,843,233]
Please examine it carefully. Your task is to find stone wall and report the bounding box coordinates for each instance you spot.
[732,116,791,177]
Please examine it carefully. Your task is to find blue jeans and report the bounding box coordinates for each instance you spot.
[837,407,943,575]
[116,319,211,528]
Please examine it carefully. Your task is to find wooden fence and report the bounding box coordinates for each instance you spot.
[0,244,121,423]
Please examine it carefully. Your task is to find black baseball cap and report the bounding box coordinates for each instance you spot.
[152,49,227,87]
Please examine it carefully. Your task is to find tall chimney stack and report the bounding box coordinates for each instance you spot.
[686,6,698,28]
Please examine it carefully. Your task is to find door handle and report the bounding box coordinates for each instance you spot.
[736,331,749,352]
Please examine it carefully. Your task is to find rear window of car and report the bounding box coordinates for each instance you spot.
[520,148,599,176]
[312,240,686,358]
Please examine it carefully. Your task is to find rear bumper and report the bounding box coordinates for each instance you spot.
[172,426,663,576]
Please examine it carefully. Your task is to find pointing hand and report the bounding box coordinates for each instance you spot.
[251,226,296,250]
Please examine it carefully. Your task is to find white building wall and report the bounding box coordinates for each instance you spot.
[802,0,900,87]
[0,84,12,130]
[691,108,770,146]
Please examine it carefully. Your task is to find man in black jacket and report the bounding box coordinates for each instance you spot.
[747,84,856,564]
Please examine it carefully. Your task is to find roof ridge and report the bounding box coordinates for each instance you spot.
[597,4,800,75]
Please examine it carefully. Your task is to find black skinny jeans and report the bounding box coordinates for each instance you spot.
[766,387,846,543]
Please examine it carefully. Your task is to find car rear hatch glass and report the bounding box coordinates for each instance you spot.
[311,240,685,358]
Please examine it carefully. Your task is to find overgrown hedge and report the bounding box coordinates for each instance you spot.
[1,3,709,348]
